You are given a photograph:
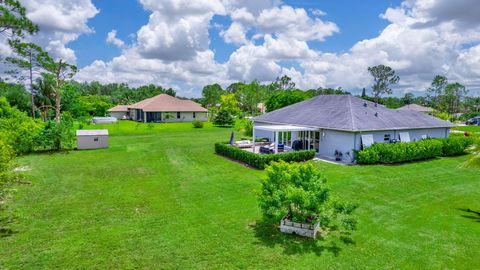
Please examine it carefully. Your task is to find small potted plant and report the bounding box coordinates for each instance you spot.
[335,150,343,161]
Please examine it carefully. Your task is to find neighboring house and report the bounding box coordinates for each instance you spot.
[108,105,130,120]
[252,95,453,162]
[127,94,208,123]
[397,104,434,114]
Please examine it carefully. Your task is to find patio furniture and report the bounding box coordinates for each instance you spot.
[234,140,253,148]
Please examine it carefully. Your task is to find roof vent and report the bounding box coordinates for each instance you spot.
[374,103,378,107]
[375,112,378,117]
[363,102,367,107]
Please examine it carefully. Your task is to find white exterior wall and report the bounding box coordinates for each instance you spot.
[353,128,450,151]
[161,112,208,122]
[77,135,108,150]
[318,130,356,161]
[109,111,127,120]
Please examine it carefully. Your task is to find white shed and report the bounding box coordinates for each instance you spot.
[76,129,109,150]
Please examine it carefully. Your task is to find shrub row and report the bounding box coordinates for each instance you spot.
[356,137,472,165]
[214,142,316,169]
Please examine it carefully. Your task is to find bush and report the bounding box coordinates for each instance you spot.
[356,137,472,164]
[33,112,75,151]
[192,120,204,128]
[0,139,14,210]
[214,142,315,169]
[258,161,357,237]
[441,136,473,156]
[213,109,234,127]
[242,119,253,136]
[0,97,43,154]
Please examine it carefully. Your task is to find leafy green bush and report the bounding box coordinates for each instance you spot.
[258,161,357,236]
[33,112,75,151]
[0,139,15,210]
[214,142,315,169]
[192,120,204,128]
[242,119,253,136]
[213,109,234,127]
[356,137,472,164]
[441,136,473,156]
[0,97,43,154]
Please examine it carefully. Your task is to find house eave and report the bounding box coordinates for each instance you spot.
[253,120,453,133]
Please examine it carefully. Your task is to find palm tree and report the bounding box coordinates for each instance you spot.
[33,74,55,121]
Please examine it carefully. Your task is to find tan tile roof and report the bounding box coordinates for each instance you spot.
[108,105,130,112]
[128,94,207,112]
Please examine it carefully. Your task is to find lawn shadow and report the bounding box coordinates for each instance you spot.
[458,208,480,223]
[250,219,355,257]
[0,216,18,238]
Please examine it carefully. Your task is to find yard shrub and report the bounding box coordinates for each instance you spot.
[258,161,357,236]
[440,136,473,156]
[356,137,472,164]
[213,109,234,127]
[192,120,204,128]
[214,142,315,169]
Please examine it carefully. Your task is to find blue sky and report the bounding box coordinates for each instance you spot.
[11,0,480,97]
[71,0,403,68]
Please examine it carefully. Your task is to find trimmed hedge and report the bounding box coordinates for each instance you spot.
[356,137,472,165]
[214,142,316,169]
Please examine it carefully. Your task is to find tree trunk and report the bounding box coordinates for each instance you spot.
[55,78,60,123]
[54,60,62,123]
[29,53,35,118]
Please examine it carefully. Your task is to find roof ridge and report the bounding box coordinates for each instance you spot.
[347,95,356,130]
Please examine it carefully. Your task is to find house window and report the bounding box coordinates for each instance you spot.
[177,112,181,119]
[94,137,99,142]
[384,134,391,142]
[193,112,196,118]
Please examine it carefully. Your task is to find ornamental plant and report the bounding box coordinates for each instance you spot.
[258,161,357,234]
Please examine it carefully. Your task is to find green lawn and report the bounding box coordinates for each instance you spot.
[1,121,480,269]
[454,125,480,133]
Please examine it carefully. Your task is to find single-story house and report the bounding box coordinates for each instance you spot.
[108,105,130,119]
[252,95,454,162]
[127,94,208,123]
[397,104,434,114]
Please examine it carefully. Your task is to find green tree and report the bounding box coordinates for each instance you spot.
[6,40,52,117]
[402,93,415,105]
[212,109,234,127]
[33,73,55,121]
[43,59,77,123]
[272,75,296,90]
[219,93,240,116]
[202,83,224,108]
[441,82,468,114]
[78,95,112,116]
[258,161,357,236]
[0,80,30,112]
[0,0,38,39]
[368,65,400,103]
[265,89,308,112]
[427,75,448,109]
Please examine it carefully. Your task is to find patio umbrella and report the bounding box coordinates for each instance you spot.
[229,131,234,145]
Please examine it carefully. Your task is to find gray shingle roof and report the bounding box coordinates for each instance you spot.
[252,95,454,131]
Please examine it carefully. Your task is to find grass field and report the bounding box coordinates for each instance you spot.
[454,125,480,133]
[1,121,480,269]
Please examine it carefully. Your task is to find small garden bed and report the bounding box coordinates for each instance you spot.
[280,215,320,239]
